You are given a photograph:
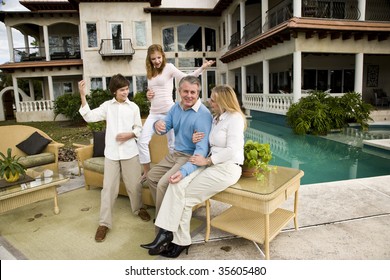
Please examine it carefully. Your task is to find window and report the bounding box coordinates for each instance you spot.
[91,78,103,90]
[110,22,123,52]
[178,24,201,52]
[162,24,217,52]
[136,76,147,93]
[86,23,97,48]
[303,69,354,92]
[135,21,147,47]
[207,71,216,98]
[205,28,216,51]
[53,82,73,100]
[163,27,174,52]
[222,22,226,46]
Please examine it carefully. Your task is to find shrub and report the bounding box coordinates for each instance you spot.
[131,91,150,118]
[286,91,374,135]
[54,93,83,122]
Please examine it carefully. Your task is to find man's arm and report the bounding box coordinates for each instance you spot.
[179,109,213,177]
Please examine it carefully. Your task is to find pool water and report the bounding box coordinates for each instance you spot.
[245,120,390,185]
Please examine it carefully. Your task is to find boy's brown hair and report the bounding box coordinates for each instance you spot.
[108,74,130,94]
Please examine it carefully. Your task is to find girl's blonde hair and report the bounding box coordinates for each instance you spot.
[145,44,166,79]
[211,85,247,129]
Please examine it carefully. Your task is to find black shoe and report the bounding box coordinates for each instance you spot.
[160,243,190,258]
[140,228,173,250]
[148,242,173,256]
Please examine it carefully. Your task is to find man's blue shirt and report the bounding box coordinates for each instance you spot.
[157,99,212,177]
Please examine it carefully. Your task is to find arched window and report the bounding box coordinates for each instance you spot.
[162,24,216,52]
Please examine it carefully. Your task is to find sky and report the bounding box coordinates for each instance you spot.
[0,0,29,64]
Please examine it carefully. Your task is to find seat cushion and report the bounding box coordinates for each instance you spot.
[19,153,55,168]
[83,157,105,173]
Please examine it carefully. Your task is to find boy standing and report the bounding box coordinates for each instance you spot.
[78,74,150,243]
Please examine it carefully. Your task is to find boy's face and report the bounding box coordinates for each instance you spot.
[179,81,200,110]
[114,86,129,103]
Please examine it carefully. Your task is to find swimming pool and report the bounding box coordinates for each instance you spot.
[245,119,390,185]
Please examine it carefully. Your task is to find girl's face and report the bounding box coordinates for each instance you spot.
[114,86,129,103]
[150,51,163,69]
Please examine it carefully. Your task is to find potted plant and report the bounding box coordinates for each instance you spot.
[0,148,26,183]
[242,140,273,181]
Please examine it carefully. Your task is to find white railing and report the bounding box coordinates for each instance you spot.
[244,92,345,115]
[243,93,294,115]
[19,100,54,112]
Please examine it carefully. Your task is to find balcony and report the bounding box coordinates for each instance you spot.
[302,0,360,20]
[12,46,81,63]
[98,39,135,60]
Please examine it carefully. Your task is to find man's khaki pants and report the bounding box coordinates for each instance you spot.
[146,151,191,217]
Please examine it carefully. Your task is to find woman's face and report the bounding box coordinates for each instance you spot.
[209,93,221,114]
[150,51,163,69]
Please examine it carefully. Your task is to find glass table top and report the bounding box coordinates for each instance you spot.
[0,173,66,198]
[230,166,303,195]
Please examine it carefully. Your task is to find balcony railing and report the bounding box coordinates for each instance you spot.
[302,0,360,20]
[243,16,262,43]
[13,47,46,62]
[13,46,81,62]
[98,39,135,60]
[263,0,293,32]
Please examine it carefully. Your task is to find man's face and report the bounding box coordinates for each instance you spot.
[179,81,200,110]
[114,86,129,103]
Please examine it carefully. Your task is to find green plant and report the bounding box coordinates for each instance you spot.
[87,89,112,109]
[286,91,374,135]
[131,91,150,118]
[54,93,83,122]
[243,140,273,181]
[87,121,106,132]
[0,148,26,182]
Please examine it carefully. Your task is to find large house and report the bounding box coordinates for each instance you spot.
[0,0,390,122]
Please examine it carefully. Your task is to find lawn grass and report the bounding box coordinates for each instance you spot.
[0,120,92,149]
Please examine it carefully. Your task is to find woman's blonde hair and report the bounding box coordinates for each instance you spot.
[145,44,166,79]
[211,85,247,129]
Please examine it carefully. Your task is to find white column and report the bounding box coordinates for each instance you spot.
[293,0,302,17]
[240,0,245,43]
[24,34,29,54]
[241,66,247,105]
[355,53,364,94]
[358,0,366,21]
[263,60,269,95]
[261,0,268,32]
[48,75,55,101]
[29,80,35,100]
[43,25,50,61]
[263,61,269,110]
[12,77,21,112]
[227,70,235,88]
[293,51,302,103]
[78,24,83,59]
[227,13,232,46]
[6,26,14,62]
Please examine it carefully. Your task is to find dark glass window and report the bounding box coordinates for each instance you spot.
[205,28,216,51]
[87,23,97,48]
[163,28,174,52]
[178,24,201,51]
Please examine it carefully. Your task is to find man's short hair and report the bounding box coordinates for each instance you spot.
[179,75,201,92]
[108,74,130,94]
